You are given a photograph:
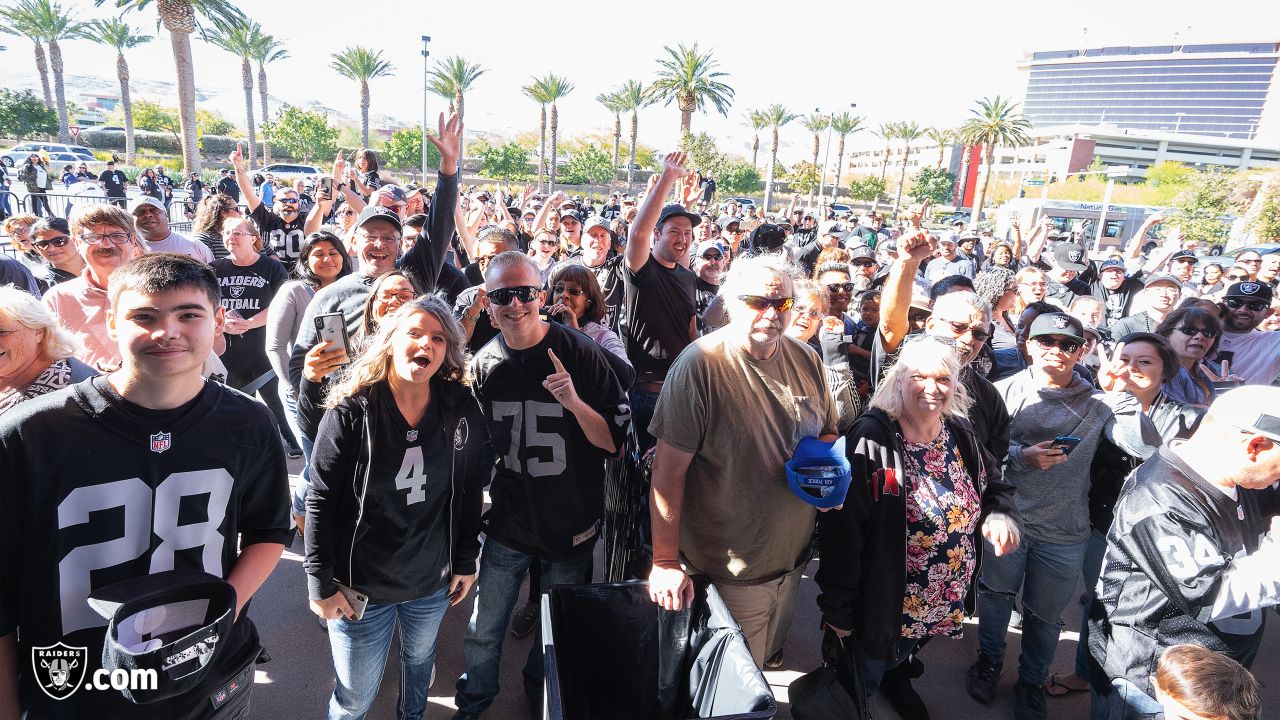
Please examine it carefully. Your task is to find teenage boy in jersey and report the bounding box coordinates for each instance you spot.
[453,252,629,720]
[0,253,292,719]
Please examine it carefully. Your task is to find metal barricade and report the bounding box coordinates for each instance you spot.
[0,190,26,215]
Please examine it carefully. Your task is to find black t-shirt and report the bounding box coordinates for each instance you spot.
[586,253,625,331]
[694,277,719,334]
[470,322,629,560]
[249,204,307,267]
[0,377,291,719]
[622,257,696,383]
[454,285,500,354]
[99,169,128,196]
[212,255,288,378]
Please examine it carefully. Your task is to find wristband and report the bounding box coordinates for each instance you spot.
[462,311,480,322]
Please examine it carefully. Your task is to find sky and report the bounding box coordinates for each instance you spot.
[4,0,1278,166]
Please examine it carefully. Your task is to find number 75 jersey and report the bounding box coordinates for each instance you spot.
[0,378,293,651]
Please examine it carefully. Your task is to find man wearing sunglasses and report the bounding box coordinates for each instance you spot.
[971,312,1159,717]
[127,195,213,263]
[230,143,307,269]
[27,216,84,288]
[1216,281,1280,385]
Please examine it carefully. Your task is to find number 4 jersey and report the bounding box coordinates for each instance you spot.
[0,377,293,719]
[471,322,630,562]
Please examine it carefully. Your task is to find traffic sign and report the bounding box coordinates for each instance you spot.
[70,126,81,139]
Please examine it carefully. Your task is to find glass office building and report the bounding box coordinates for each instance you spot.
[1019,43,1278,139]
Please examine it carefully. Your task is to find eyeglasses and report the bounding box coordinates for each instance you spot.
[792,306,823,319]
[1224,298,1269,312]
[376,290,415,303]
[552,284,584,297]
[356,232,399,245]
[1032,336,1082,354]
[1019,281,1047,289]
[826,282,855,293]
[488,285,541,305]
[1176,325,1220,339]
[738,295,794,312]
[537,239,559,247]
[228,229,257,238]
[80,231,132,246]
[934,318,991,342]
[31,235,70,250]
[700,250,723,261]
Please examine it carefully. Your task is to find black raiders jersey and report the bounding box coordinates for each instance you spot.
[0,377,292,718]
[250,204,306,267]
[470,322,629,561]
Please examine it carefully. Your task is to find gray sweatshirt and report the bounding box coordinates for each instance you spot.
[996,369,1161,544]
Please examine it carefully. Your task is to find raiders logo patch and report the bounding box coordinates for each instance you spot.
[453,418,469,450]
[1068,250,1082,263]
[1053,315,1070,329]
[32,643,87,700]
[229,286,245,298]
[1240,282,1261,295]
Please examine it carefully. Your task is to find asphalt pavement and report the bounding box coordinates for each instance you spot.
[247,460,1279,719]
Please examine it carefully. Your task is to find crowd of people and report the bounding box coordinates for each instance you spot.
[0,113,1276,720]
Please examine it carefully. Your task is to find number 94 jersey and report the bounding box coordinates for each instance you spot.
[0,377,293,718]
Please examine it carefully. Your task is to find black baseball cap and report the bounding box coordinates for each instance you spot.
[1052,242,1088,272]
[1099,258,1126,273]
[355,205,402,232]
[88,570,237,704]
[559,210,582,224]
[1027,312,1086,343]
[1170,249,1198,264]
[1224,281,1274,303]
[716,215,741,231]
[657,204,701,228]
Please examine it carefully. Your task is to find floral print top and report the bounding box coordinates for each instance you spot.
[899,424,983,639]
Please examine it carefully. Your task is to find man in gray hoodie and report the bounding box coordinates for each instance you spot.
[966,312,1161,720]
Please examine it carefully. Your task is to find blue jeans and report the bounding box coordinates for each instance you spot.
[1090,678,1163,720]
[857,637,921,698]
[1074,528,1109,679]
[325,588,451,720]
[977,535,1089,686]
[628,388,660,455]
[454,538,593,714]
[282,382,314,517]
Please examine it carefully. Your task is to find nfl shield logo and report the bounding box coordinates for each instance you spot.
[32,642,88,700]
[151,431,172,454]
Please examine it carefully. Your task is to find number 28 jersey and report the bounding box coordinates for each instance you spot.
[0,377,293,719]
[471,322,629,561]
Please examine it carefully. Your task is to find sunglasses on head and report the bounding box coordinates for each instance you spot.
[488,285,541,305]
[826,282,855,293]
[1176,325,1220,339]
[1033,336,1082,354]
[31,236,70,250]
[739,295,794,312]
[1224,298,1269,312]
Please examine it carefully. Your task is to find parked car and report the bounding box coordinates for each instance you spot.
[725,197,756,209]
[261,163,324,184]
[830,203,853,216]
[1,143,96,166]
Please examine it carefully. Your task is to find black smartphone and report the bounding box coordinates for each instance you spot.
[319,176,333,197]
[1051,436,1082,455]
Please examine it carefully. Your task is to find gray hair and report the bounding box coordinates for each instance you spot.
[719,255,797,322]
[932,291,992,327]
[0,285,80,362]
[870,335,972,422]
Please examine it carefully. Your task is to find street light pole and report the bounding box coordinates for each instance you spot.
[421,36,432,183]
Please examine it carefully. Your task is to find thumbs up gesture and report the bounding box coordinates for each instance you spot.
[542,349,579,408]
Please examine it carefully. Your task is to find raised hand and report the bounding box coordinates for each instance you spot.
[542,349,580,407]
[332,151,347,182]
[1096,341,1133,393]
[661,151,689,179]
[228,143,246,174]
[900,229,933,263]
[426,112,464,174]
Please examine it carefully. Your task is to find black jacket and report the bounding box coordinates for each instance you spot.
[815,408,1020,659]
[303,377,491,603]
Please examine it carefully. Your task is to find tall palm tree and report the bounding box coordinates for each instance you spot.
[892,121,924,215]
[522,77,553,188]
[801,113,829,199]
[99,0,246,175]
[746,109,768,169]
[829,112,864,198]
[924,126,955,169]
[543,75,574,190]
[249,26,286,166]
[0,0,55,110]
[2,0,83,142]
[614,79,647,192]
[597,90,625,180]
[427,55,486,158]
[79,19,151,166]
[646,43,734,136]
[959,95,1032,224]
[874,121,899,186]
[330,46,395,148]
[761,104,799,211]
[205,17,257,169]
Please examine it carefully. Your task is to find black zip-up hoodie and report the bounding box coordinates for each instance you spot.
[815,407,1020,660]
[304,377,491,603]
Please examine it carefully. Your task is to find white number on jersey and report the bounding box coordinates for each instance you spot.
[394,447,429,505]
[269,228,305,260]
[57,469,234,634]
[1157,533,1221,580]
[493,400,567,478]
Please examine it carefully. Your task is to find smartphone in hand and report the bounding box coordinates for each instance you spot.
[1051,436,1082,455]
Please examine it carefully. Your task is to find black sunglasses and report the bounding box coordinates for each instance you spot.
[488,285,541,305]
[826,282,855,293]
[1224,274,1249,281]
[936,319,991,342]
[31,235,70,250]
[552,284,584,297]
[851,259,876,267]
[1033,336,1082,354]
[1176,325,1220,339]
[700,250,723,261]
[1224,298,1269,312]
[739,295,794,312]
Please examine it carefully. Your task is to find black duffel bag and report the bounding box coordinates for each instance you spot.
[788,629,871,720]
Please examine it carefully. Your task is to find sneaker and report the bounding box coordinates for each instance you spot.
[510,600,540,639]
[1011,608,1023,629]
[966,653,1003,705]
[881,662,930,719]
[1014,679,1048,720]
[451,713,480,720]
[764,649,783,669]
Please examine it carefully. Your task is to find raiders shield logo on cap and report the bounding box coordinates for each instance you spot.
[1068,250,1082,263]
[151,431,171,454]
[1241,282,1261,295]
[1053,316,1070,329]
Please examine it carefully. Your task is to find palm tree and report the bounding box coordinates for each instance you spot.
[2,0,83,142]
[746,109,768,169]
[79,19,151,166]
[646,43,734,136]
[99,0,246,175]
[205,17,257,170]
[892,121,924,215]
[615,79,647,192]
[249,26,286,166]
[925,126,955,169]
[801,113,829,199]
[543,75,574,190]
[427,55,486,158]
[331,46,395,148]
[829,112,864,198]
[597,90,625,181]
[761,104,799,211]
[874,121,899,186]
[0,0,55,110]
[522,77,553,188]
[959,95,1033,224]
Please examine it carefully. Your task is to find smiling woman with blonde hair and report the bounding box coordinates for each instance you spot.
[0,285,95,415]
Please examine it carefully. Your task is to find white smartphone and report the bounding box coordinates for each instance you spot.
[314,312,352,362]
[334,582,369,621]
